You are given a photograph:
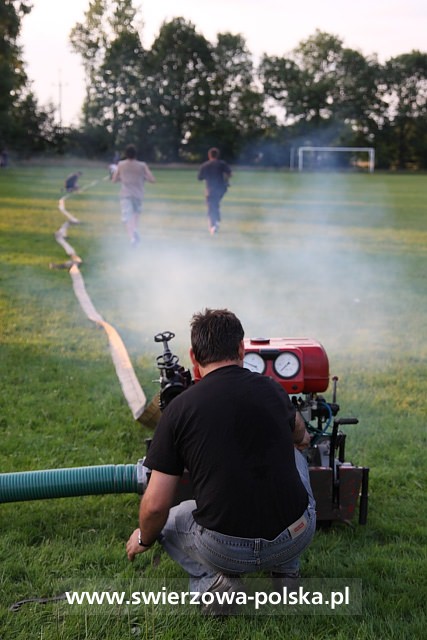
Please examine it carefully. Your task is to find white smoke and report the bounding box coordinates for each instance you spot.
[88,168,401,373]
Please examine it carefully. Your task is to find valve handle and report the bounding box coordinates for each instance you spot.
[154,331,175,343]
[335,417,359,426]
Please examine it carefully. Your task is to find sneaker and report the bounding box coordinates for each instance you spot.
[201,573,244,617]
[130,231,141,247]
[270,570,301,592]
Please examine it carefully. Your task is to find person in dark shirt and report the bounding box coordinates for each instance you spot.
[126,309,315,610]
[198,148,231,234]
[64,171,82,193]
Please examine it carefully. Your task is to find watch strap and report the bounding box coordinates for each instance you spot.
[138,530,154,548]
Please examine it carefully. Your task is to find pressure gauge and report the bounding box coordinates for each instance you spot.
[243,352,266,374]
[273,352,301,379]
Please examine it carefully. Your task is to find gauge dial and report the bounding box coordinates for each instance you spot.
[243,352,266,374]
[273,352,300,378]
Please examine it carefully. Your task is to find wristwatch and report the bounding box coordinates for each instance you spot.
[138,530,154,548]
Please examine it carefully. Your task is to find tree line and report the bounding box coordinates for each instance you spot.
[1,0,427,169]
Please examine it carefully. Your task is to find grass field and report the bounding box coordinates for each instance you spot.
[0,164,426,639]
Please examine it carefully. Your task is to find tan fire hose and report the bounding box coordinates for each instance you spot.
[52,182,147,422]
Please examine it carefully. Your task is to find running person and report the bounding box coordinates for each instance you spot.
[112,144,155,246]
[198,148,231,235]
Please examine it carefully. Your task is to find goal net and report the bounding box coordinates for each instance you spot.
[297,146,375,173]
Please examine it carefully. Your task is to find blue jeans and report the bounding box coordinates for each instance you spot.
[158,450,316,593]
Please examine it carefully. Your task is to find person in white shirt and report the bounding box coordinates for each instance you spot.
[112,144,155,246]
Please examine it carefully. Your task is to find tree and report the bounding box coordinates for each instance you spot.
[259,30,381,148]
[0,0,32,146]
[69,0,109,123]
[200,32,273,160]
[260,31,344,125]
[66,9,427,168]
[70,0,146,151]
[11,92,58,154]
[93,29,146,148]
[145,17,214,161]
[379,51,427,168]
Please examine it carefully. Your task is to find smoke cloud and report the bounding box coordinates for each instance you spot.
[91,168,402,374]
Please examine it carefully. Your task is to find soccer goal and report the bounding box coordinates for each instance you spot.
[297,146,375,173]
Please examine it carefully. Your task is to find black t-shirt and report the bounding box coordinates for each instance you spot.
[145,365,308,539]
[65,174,78,189]
[198,159,230,192]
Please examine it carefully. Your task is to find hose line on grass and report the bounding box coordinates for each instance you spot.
[54,183,147,422]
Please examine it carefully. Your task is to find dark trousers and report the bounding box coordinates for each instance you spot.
[206,186,226,227]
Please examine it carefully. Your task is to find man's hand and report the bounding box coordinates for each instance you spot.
[126,528,150,562]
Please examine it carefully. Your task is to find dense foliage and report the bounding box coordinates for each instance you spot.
[2,0,427,168]
[0,0,60,156]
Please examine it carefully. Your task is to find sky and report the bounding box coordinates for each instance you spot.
[20,0,427,126]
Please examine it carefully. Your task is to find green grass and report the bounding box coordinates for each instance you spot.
[1,164,427,639]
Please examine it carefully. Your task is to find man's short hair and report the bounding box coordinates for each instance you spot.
[125,144,137,159]
[190,309,244,366]
[208,147,220,159]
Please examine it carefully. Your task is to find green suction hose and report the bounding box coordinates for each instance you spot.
[0,460,148,503]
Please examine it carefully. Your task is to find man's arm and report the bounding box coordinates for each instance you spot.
[111,165,120,183]
[126,470,180,561]
[223,162,232,183]
[143,163,156,183]
[293,411,311,451]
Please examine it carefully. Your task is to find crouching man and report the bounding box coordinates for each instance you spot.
[126,308,316,613]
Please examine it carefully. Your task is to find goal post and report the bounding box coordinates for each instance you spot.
[297,146,375,173]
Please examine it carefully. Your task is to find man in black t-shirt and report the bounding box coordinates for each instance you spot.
[126,309,316,606]
[197,148,231,235]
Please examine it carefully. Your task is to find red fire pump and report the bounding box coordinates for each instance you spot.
[151,332,369,526]
[242,337,369,525]
[243,337,330,394]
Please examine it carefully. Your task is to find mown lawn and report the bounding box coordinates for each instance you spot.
[0,163,426,639]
